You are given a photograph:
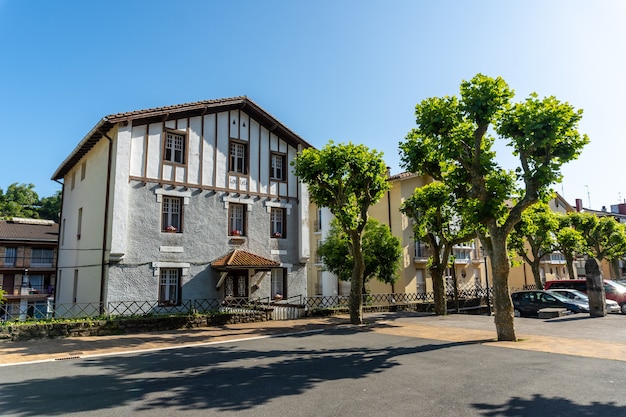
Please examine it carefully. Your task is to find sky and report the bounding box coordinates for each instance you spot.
[1,0,625,211]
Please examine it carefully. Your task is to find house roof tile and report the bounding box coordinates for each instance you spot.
[0,218,59,242]
[211,249,280,268]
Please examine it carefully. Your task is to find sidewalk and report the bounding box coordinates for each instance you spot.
[2,312,626,366]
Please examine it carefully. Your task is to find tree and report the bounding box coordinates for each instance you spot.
[0,183,40,219]
[568,212,626,279]
[508,202,559,289]
[293,141,390,324]
[38,190,62,221]
[400,182,476,315]
[554,214,587,281]
[317,219,402,294]
[399,74,589,341]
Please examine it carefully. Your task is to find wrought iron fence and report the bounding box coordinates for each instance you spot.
[0,288,494,323]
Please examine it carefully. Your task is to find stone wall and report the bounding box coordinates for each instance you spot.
[0,311,270,342]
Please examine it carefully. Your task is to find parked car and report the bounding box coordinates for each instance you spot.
[511,290,589,317]
[544,279,626,314]
[547,288,621,314]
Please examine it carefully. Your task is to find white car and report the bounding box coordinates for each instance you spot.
[547,288,621,314]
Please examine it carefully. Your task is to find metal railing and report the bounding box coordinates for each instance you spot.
[0,289,495,323]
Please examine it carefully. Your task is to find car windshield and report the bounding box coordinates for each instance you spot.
[558,289,588,301]
[608,281,626,294]
[548,291,577,303]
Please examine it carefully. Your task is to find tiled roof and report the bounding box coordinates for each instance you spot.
[211,250,280,268]
[0,218,59,242]
[52,96,312,181]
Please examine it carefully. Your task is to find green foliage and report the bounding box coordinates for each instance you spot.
[400,181,477,314]
[293,141,390,233]
[508,201,560,287]
[0,183,61,220]
[0,288,6,304]
[568,212,626,261]
[317,219,402,286]
[293,141,390,324]
[399,73,588,341]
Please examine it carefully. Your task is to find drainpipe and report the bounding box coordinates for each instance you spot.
[100,131,114,313]
[52,179,65,307]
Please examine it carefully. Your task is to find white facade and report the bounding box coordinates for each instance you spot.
[53,97,312,312]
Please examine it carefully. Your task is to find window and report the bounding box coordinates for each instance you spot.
[4,247,16,266]
[77,208,83,240]
[159,268,181,306]
[230,141,247,174]
[270,153,286,181]
[162,197,182,232]
[71,171,76,190]
[81,161,87,180]
[271,269,286,299]
[229,203,246,236]
[31,249,54,266]
[164,131,185,164]
[224,272,248,298]
[271,208,285,238]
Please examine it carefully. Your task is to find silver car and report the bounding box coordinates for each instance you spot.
[548,288,621,314]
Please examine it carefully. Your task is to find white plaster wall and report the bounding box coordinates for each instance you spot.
[57,138,111,305]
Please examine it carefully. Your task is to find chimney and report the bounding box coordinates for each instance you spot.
[575,198,583,212]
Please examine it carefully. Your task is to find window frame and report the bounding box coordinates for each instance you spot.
[229,203,246,236]
[162,196,183,233]
[271,269,286,299]
[30,248,54,267]
[4,247,17,266]
[270,152,287,181]
[229,140,248,175]
[163,130,186,165]
[270,207,286,238]
[159,268,181,306]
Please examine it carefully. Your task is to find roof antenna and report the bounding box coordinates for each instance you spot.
[585,185,591,209]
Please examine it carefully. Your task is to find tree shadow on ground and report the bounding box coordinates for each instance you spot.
[0,327,478,416]
[472,393,625,416]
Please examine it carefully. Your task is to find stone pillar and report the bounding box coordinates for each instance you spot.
[585,258,606,317]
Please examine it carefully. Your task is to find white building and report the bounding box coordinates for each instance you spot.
[52,97,312,314]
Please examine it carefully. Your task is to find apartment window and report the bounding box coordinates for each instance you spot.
[271,269,286,299]
[316,208,322,231]
[4,247,16,266]
[271,208,285,238]
[31,249,54,267]
[81,161,87,180]
[229,203,246,236]
[162,197,182,232]
[159,268,181,306]
[71,171,76,190]
[164,131,185,164]
[77,208,83,240]
[229,141,247,174]
[270,153,286,181]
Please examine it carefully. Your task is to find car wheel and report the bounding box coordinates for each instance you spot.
[514,309,521,318]
[621,303,626,315]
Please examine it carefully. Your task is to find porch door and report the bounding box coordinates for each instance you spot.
[224,271,248,298]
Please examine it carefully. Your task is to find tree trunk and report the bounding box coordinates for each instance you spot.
[431,267,447,315]
[349,233,365,324]
[490,232,517,341]
[530,262,543,289]
[586,258,607,317]
[565,254,576,279]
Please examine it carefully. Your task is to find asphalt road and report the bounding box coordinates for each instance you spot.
[1,318,625,417]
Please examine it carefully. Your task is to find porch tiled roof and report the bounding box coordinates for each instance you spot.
[211,250,280,268]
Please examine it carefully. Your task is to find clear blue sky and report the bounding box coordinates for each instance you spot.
[1,0,625,210]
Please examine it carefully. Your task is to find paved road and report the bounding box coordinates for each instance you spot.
[1,312,626,416]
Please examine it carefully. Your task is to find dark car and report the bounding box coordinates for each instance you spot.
[511,290,589,317]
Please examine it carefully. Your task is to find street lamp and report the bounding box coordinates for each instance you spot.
[481,249,492,316]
